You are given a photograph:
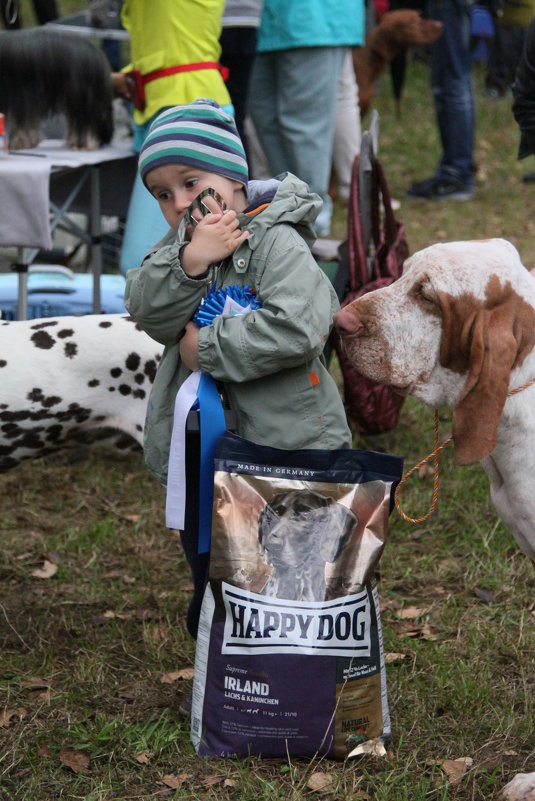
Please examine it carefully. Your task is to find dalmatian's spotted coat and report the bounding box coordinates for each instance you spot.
[0,314,162,471]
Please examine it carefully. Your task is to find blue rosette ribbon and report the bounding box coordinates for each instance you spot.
[193,283,262,327]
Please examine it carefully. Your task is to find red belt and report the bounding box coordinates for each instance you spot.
[142,62,229,85]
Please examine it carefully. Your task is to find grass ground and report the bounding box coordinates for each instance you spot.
[1,10,535,800]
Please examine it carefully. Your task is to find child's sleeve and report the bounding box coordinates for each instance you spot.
[124,236,214,346]
[197,228,338,382]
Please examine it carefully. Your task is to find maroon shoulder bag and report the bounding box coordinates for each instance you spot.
[331,155,409,435]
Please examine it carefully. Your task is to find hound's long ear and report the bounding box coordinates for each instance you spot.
[439,279,535,465]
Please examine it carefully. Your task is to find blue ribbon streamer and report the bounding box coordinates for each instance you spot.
[196,373,226,553]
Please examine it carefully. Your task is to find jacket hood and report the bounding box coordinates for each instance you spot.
[239,173,322,250]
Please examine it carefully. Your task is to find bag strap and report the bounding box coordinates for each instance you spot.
[371,158,398,253]
[347,155,370,291]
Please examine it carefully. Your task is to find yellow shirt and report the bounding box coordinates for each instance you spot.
[121,0,231,125]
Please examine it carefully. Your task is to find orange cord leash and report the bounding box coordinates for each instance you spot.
[394,410,451,524]
[395,377,535,525]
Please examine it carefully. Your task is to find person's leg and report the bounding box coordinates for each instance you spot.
[32,0,57,24]
[407,0,474,199]
[332,50,361,202]
[265,45,347,234]
[276,46,347,199]
[248,52,291,177]
[430,0,474,186]
[219,26,258,160]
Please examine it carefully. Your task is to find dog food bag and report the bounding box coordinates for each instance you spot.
[191,432,403,759]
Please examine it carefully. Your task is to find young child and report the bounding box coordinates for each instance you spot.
[124,99,352,655]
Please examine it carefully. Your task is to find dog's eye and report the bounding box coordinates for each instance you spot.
[413,282,436,306]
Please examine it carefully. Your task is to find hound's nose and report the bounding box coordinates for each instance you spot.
[333,306,363,335]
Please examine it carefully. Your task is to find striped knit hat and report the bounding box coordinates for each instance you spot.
[138,99,248,189]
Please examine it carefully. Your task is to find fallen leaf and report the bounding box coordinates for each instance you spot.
[201,775,224,787]
[161,667,195,684]
[37,746,52,758]
[348,738,387,759]
[384,652,408,664]
[401,623,439,641]
[59,748,90,774]
[121,513,140,523]
[0,707,27,727]
[440,757,473,785]
[102,610,134,620]
[162,774,182,789]
[396,606,430,620]
[31,559,58,579]
[158,773,193,790]
[223,778,236,787]
[307,771,335,792]
[135,751,150,764]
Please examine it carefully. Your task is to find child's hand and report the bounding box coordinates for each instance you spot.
[180,321,200,371]
[182,201,249,276]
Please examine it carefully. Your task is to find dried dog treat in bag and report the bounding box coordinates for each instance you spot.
[191,432,403,759]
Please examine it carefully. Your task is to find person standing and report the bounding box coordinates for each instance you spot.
[114,0,232,274]
[247,0,365,236]
[219,1,264,162]
[407,0,475,201]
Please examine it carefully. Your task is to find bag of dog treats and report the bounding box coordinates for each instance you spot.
[191,432,403,759]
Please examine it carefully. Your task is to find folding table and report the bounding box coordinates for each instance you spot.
[0,139,136,320]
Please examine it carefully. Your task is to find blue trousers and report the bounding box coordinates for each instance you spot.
[428,0,475,187]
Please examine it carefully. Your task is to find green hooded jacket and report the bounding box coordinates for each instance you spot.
[124,172,352,485]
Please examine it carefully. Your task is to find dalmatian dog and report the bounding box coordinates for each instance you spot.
[258,489,357,601]
[0,314,162,471]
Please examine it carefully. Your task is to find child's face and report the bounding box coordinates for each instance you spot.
[146,164,245,232]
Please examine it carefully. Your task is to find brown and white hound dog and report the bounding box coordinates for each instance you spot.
[334,238,535,801]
